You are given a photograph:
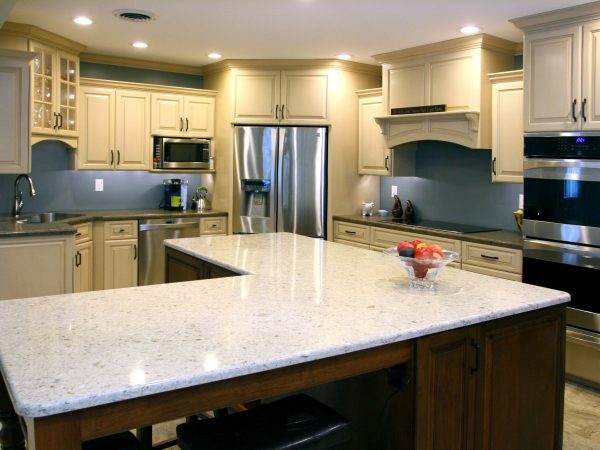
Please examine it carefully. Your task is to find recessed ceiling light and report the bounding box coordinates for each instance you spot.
[73,16,93,26]
[207,52,222,59]
[337,53,352,60]
[459,25,481,35]
[132,41,148,49]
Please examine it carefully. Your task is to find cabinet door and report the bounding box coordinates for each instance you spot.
[280,71,328,123]
[429,54,476,111]
[79,87,114,170]
[415,326,478,450]
[115,90,150,170]
[389,64,427,110]
[358,94,390,175]
[56,50,78,137]
[103,238,138,289]
[184,95,214,137]
[524,25,582,132]
[29,41,56,134]
[74,240,93,293]
[233,70,280,123]
[476,308,565,450]
[491,79,524,183]
[582,20,600,130]
[0,52,31,173]
[151,93,183,136]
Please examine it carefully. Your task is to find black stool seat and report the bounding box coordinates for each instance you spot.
[177,394,351,450]
[82,431,140,450]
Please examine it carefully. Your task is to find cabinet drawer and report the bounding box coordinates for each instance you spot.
[462,263,522,282]
[333,221,369,244]
[74,222,93,244]
[104,220,138,240]
[370,227,462,254]
[333,238,371,250]
[461,241,522,274]
[199,217,227,235]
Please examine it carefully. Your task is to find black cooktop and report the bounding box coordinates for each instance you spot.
[380,218,499,234]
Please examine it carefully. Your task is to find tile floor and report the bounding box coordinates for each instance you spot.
[152,380,600,450]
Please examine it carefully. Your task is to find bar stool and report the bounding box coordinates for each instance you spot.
[177,394,351,450]
[82,431,140,450]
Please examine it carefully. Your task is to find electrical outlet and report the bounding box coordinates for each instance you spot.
[519,194,524,210]
[95,179,104,192]
[391,185,398,197]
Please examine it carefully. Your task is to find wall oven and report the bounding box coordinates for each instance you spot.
[523,132,600,388]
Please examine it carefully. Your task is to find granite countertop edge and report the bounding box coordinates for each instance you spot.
[333,215,523,250]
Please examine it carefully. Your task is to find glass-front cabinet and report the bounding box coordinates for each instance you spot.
[29,41,78,139]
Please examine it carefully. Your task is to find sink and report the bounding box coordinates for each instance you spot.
[15,212,85,223]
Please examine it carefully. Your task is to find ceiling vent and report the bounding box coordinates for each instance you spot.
[113,9,156,22]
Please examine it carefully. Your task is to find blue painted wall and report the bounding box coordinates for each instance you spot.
[0,141,212,214]
[80,62,203,88]
[380,141,523,231]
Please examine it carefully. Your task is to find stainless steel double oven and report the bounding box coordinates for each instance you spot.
[523,132,600,388]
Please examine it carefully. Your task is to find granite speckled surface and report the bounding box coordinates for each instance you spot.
[0,233,567,418]
[334,215,523,249]
[0,209,227,237]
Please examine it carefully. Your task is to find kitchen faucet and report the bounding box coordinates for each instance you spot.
[13,174,36,217]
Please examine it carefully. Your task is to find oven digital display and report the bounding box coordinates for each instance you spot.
[524,135,600,158]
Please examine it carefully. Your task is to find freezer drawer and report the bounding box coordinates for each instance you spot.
[566,326,600,388]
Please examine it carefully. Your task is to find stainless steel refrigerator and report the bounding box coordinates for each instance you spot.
[233,126,327,238]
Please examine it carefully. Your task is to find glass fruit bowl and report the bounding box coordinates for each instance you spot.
[384,247,459,289]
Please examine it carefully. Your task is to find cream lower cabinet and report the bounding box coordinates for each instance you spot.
[461,241,522,282]
[357,88,390,175]
[0,50,33,174]
[332,221,370,249]
[101,220,138,289]
[199,216,227,236]
[233,69,329,124]
[489,71,523,183]
[79,86,150,170]
[151,93,215,138]
[0,234,74,300]
[73,222,94,293]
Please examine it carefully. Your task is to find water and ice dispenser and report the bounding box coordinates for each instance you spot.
[240,179,271,223]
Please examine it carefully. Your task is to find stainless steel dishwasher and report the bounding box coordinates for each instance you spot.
[138,217,200,285]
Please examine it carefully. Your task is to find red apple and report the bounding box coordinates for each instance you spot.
[397,241,414,255]
[411,239,423,248]
[414,246,433,259]
[427,244,443,258]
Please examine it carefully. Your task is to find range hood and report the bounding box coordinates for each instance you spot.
[372,34,521,149]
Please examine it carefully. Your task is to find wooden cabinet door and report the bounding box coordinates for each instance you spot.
[56,50,79,137]
[29,41,56,134]
[233,70,280,123]
[582,20,600,130]
[115,90,150,170]
[79,87,114,169]
[388,64,427,111]
[476,308,565,450]
[358,92,390,175]
[151,93,183,136]
[415,326,478,450]
[74,240,93,293]
[103,238,138,289]
[280,70,328,123]
[524,25,582,132]
[491,77,523,183]
[0,51,31,173]
[183,95,214,137]
[429,53,477,111]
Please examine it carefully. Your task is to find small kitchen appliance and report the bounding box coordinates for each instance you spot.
[153,136,211,170]
[191,186,211,211]
[163,179,188,211]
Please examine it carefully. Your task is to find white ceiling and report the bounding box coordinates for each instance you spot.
[6,0,591,68]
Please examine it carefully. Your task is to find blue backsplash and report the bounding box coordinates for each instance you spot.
[0,141,211,214]
[379,141,523,231]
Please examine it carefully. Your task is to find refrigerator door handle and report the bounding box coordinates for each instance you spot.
[277,128,285,232]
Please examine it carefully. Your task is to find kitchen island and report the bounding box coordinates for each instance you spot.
[0,233,568,449]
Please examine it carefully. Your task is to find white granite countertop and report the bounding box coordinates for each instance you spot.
[0,233,569,417]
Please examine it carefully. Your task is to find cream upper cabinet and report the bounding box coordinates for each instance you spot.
[0,49,33,174]
[233,69,329,124]
[357,89,390,175]
[29,41,79,141]
[582,20,600,130]
[79,86,150,170]
[151,93,215,138]
[489,71,524,183]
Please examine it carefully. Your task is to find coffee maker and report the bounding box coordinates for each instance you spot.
[163,179,188,211]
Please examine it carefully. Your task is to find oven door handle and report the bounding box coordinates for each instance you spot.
[524,239,600,269]
[524,158,600,170]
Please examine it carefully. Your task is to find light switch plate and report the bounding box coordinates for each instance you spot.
[391,185,398,197]
[95,179,104,192]
[519,194,524,210]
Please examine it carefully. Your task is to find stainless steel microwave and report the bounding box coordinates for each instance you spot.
[153,137,212,170]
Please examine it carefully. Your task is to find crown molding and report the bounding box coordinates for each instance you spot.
[201,58,381,76]
[373,33,522,64]
[488,69,523,83]
[0,22,86,54]
[511,1,600,31]
[80,52,204,75]
[355,87,382,97]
